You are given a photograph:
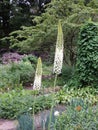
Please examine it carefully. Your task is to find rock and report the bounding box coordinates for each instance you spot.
[0,119,17,130]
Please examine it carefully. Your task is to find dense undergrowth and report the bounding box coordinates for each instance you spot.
[0,54,72,91]
[0,86,98,119]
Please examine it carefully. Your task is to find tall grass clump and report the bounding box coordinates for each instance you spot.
[17,113,33,130]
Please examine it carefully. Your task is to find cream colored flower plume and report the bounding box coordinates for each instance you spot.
[33,57,42,90]
[53,20,64,74]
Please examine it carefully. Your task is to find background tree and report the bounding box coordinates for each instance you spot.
[0,0,37,51]
[3,0,98,65]
[0,0,10,37]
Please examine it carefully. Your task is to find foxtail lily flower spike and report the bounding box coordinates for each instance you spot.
[53,20,64,74]
[33,57,42,90]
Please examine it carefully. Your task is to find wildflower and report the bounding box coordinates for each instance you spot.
[28,107,32,111]
[54,111,59,116]
[53,20,64,74]
[33,57,42,90]
[75,105,82,111]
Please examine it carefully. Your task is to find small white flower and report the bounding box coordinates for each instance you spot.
[54,111,59,116]
[28,107,32,110]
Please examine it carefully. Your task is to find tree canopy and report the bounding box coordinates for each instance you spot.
[1,0,98,65]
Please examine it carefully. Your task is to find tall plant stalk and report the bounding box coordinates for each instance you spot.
[33,57,42,130]
[48,74,57,130]
[48,20,64,130]
[32,95,35,130]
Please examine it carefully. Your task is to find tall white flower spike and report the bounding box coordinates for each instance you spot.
[33,57,42,90]
[53,20,64,74]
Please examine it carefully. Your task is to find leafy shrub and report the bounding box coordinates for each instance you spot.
[55,86,98,104]
[76,21,98,87]
[55,99,98,130]
[0,89,53,119]
[0,60,34,90]
[0,64,20,90]
[59,65,74,85]
[9,60,34,85]
[21,54,37,67]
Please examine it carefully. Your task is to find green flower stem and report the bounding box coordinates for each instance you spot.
[54,74,58,92]
[33,94,36,130]
[48,74,58,130]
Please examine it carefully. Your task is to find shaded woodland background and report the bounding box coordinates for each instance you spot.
[0,0,98,66]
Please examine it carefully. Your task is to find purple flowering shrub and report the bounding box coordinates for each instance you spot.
[2,52,25,64]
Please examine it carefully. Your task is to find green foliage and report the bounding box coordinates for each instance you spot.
[0,89,53,119]
[76,21,98,87]
[2,0,98,65]
[55,99,98,130]
[17,113,33,130]
[0,86,98,119]
[0,0,34,38]
[0,60,34,90]
[43,110,57,130]
[61,65,74,84]
[10,61,34,84]
[55,86,98,104]
[22,54,37,67]
[0,64,20,91]
[42,65,74,88]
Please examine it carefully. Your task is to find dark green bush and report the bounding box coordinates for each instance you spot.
[61,65,74,84]
[21,54,37,67]
[76,21,98,87]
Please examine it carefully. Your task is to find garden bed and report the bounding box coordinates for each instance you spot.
[0,104,65,130]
